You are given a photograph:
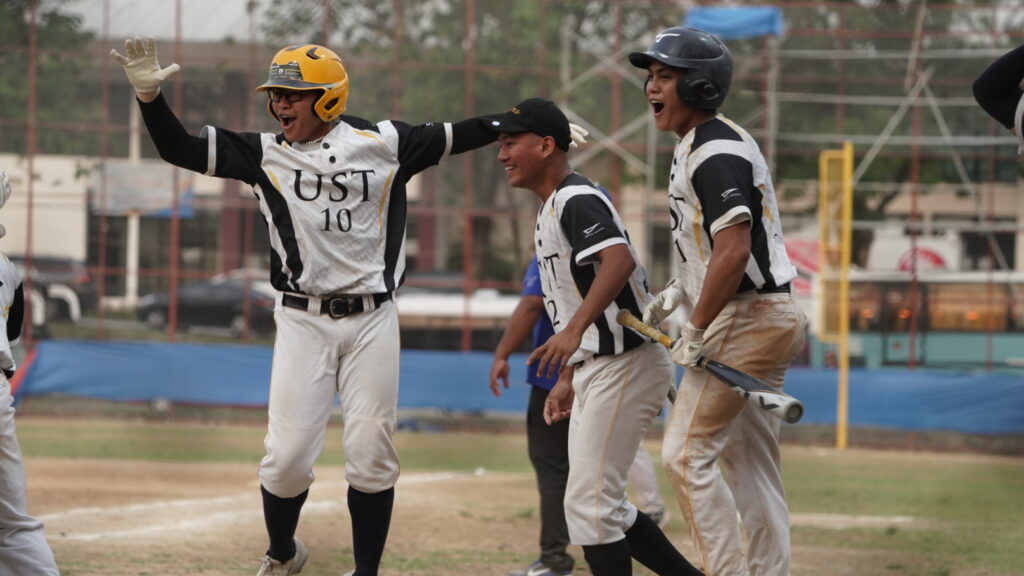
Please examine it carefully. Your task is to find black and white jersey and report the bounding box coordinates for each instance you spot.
[140,94,494,296]
[668,114,797,306]
[535,173,650,364]
[0,254,24,373]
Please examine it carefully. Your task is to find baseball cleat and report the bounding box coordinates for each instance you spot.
[508,559,572,576]
[256,537,308,576]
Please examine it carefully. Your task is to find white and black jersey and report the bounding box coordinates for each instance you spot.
[668,114,797,306]
[0,254,24,374]
[139,94,495,296]
[535,173,651,364]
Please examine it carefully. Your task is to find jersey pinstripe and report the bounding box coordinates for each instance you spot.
[535,173,650,364]
[668,115,796,307]
[196,116,454,296]
[0,255,23,373]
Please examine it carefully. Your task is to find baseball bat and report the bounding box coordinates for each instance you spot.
[616,309,804,424]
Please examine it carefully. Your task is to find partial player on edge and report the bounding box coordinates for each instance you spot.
[0,168,61,576]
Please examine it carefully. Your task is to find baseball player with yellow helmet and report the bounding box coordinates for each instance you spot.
[112,37,508,576]
[0,168,61,575]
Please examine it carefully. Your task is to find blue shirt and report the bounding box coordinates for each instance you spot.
[523,258,558,390]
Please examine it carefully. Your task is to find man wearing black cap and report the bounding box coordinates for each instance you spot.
[484,98,702,576]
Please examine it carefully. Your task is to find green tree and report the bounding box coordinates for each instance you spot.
[0,0,100,156]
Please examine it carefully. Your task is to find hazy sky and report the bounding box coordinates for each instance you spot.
[64,0,258,42]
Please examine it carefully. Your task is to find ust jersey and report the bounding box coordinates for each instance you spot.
[535,174,651,364]
[668,115,797,306]
[0,254,23,373]
[198,117,455,296]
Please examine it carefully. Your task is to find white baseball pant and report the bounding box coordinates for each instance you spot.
[564,342,674,546]
[0,375,60,576]
[259,298,400,497]
[662,292,806,576]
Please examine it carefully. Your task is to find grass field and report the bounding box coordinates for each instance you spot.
[13,411,1024,576]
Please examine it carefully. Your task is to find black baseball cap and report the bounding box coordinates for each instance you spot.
[482,98,571,151]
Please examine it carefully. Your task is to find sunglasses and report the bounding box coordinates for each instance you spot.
[268,89,308,104]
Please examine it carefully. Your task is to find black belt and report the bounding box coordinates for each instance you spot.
[282,292,392,319]
[755,282,791,295]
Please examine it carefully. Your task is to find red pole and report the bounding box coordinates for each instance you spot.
[96,0,111,340]
[167,0,184,342]
[23,0,38,345]
[460,0,476,352]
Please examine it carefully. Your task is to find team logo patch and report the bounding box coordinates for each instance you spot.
[268,61,303,82]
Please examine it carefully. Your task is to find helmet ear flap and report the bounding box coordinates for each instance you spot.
[689,79,719,101]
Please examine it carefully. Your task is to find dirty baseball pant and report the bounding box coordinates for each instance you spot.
[663,291,806,576]
[564,341,673,546]
[629,430,667,517]
[527,385,573,572]
[260,298,400,498]
[0,376,60,576]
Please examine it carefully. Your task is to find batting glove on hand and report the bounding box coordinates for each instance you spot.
[110,36,180,96]
[568,123,589,148]
[642,277,683,326]
[671,321,706,369]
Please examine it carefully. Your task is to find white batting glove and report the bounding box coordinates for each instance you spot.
[110,36,180,96]
[642,277,683,326]
[671,321,706,369]
[569,123,589,148]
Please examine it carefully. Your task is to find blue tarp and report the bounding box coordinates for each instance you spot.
[683,6,784,39]
[15,341,1024,435]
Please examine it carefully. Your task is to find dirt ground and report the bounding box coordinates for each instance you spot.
[24,453,946,576]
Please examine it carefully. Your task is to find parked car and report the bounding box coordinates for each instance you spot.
[136,276,277,337]
[10,255,98,323]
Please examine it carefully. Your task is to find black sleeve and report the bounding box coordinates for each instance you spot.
[451,117,499,154]
[691,153,755,228]
[8,284,23,343]
[559,193,624,264]
[390,116,499,176]
[973,44,1024,129]
[138,92,211,173]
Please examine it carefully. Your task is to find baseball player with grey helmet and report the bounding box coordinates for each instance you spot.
[111,36,511,576]
[629,27,807,576]
[0,168,61,576]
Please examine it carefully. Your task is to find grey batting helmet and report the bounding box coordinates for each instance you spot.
[629,27,733,110]
[0,168,10,210]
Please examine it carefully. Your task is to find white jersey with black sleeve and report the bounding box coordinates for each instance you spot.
[668,114,797,306]
[0,254,23,375]
[534,173,651,365]
[138,94,493,297]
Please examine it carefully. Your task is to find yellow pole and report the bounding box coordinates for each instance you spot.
[836,141,853,451]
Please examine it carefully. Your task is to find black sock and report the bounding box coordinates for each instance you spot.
[582,540,633,576]
[348,486,395,576]
[625,511,704,575]
[261,485,308,562]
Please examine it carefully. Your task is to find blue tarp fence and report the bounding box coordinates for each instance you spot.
[14,341,1024,435]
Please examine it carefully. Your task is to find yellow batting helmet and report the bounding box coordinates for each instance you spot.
[256,44,349,123]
